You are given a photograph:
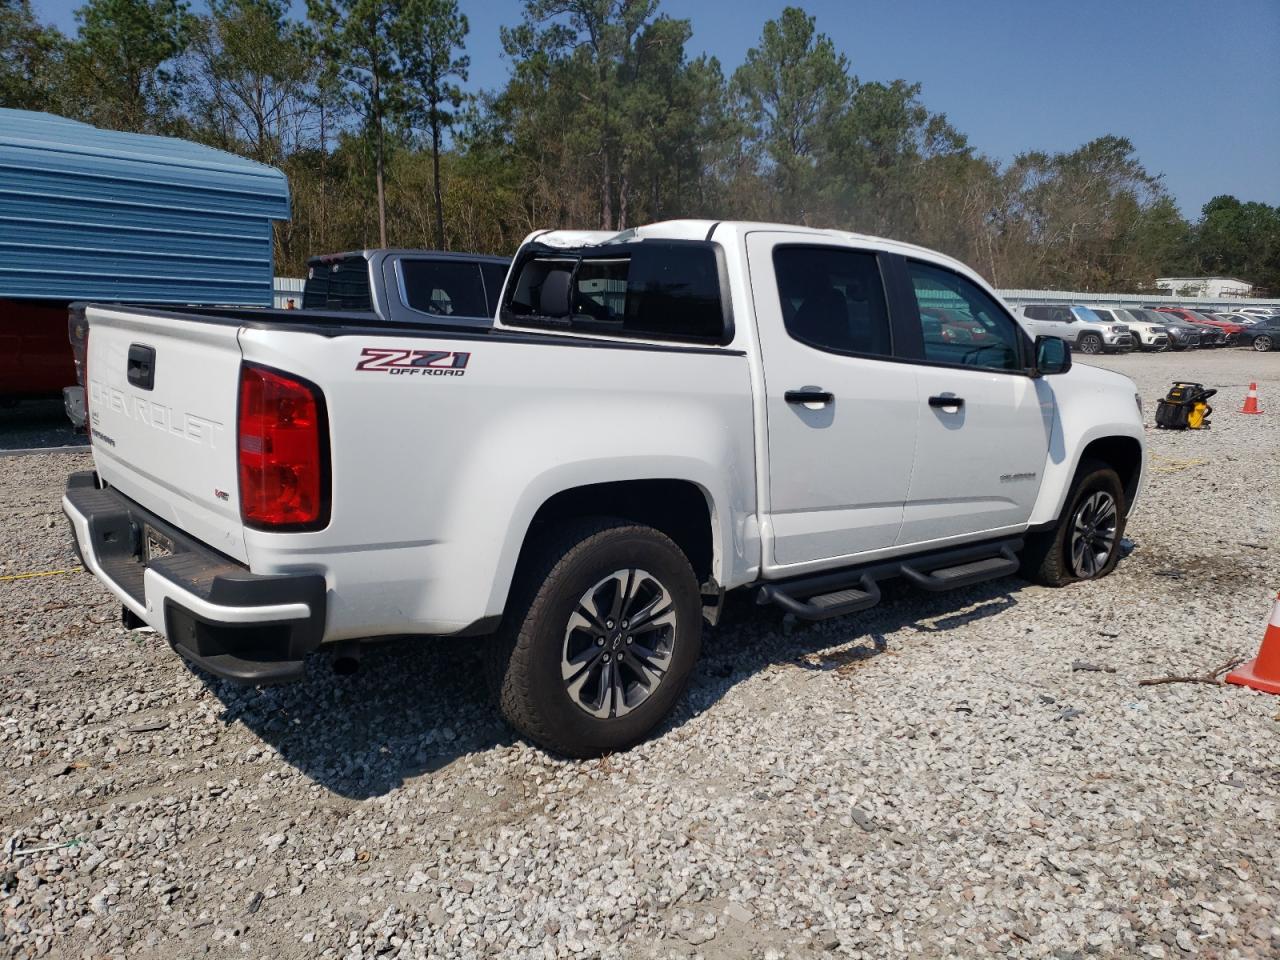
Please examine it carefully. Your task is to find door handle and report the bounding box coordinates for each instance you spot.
[785,389,834,405]
[928,395,964,409]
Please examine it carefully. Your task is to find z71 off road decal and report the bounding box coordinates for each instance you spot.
[355,348,471,377]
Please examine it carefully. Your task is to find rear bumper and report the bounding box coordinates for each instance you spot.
[62,472,326,683]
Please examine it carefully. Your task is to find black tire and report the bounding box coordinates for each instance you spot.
[488,518,702,758]
[1020,460,1127,588]
[1253,335,1272,352]
[1077,333,1103,355]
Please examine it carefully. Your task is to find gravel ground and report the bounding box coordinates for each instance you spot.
[2,348,1279,960]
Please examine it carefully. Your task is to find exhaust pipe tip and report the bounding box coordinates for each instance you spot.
[331,643,362,676]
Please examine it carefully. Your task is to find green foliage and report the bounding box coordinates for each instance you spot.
[1193,195,1280,290]
[731,5,849,219]
[3,0,1276,291]
[395,0,469,247]
[188,0,317,164]
[0,1,68,111]
[66,0,196,132]
[307,0,409,245]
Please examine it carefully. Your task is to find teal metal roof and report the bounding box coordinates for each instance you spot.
[0,109,290,304]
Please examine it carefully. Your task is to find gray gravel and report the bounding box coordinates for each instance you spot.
[2,348,1279,959]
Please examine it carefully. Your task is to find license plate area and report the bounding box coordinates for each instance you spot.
[143,524,175,563]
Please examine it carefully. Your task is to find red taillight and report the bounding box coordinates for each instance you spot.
[68,307,90,436]
[237,364,330,530]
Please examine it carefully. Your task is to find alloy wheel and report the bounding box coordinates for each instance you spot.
[1069,491,1118,578]
[561,569,677,719]
[1255,336,1272,352]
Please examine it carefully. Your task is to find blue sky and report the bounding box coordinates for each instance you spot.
[34,0,1280,218]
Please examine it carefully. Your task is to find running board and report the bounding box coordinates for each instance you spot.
[899,546,1020,592]
[759,574,881,621]
[756,538,1022,622]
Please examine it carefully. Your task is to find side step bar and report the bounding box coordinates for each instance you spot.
[900,545,1020,592]
[757,538,1022,621]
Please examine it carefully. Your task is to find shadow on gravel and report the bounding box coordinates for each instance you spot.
[192,578,1025,798]
[0,398,89,450]
[681,577,1024,717]
[193,636,512,800]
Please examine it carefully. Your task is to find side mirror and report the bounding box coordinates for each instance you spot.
[1035,335,1072,376]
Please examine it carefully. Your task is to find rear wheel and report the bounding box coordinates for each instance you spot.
[488,518,702,757]
[1021,460,1127,587]
[1077,333,1103,355]
[1254,335,1273,352]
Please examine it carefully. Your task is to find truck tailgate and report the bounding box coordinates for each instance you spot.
[86,305,247,562]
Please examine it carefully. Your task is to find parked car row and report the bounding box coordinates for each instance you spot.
[1011,303,1280,354]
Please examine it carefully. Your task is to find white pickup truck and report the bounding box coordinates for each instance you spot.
[64,220,1145,756]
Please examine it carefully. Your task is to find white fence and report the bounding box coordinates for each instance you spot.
[993,288,1279,312]
[273,276,305,309]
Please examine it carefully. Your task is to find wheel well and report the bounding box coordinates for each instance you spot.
[525,480,715,584]
[1080,436,1142,508]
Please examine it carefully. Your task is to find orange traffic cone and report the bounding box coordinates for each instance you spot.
[1240,382,1262,415]
[1226,593,1280,694]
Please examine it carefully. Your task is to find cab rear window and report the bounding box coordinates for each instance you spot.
[502,241,728,344]
[303,257,371,310]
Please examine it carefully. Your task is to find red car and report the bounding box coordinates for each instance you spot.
[1155,308,1244,344]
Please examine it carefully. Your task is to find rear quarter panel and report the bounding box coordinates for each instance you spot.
[238,328,757,640]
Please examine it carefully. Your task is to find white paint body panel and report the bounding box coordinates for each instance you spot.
[85,307,247,562]
[901,366,1051,544]
[82,220,1145,645]
[237,327,757,639]
[743,231,918,566]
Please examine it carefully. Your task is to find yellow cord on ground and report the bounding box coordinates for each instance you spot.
[0,567,84,582]
[1149,453,1208,474]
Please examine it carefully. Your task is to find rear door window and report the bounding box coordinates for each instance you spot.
[771,246,893,357]
[399,260,488,318]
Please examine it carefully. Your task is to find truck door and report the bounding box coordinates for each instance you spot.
[893,258,1052,545]
[745,233,919,572]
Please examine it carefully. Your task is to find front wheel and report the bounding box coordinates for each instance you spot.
[1020,460,1127,587]
[1254,335,1273,352]
[488,518,702,757]
[1077,333,1103,355]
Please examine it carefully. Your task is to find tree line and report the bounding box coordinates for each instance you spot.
[3,0,1278,291]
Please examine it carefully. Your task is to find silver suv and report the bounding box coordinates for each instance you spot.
[1092,308,1168,351]
[1015,304,1135,355]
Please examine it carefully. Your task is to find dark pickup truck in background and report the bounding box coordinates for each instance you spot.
[302,249,511,326]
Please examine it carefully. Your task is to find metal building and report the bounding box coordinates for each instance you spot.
[0,109,289,305]
[1154,277,1254,299]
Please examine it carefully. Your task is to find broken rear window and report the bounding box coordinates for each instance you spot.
[503,241,728,344]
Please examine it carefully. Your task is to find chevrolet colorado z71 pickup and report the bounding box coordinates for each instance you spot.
[64,220,1145,757]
